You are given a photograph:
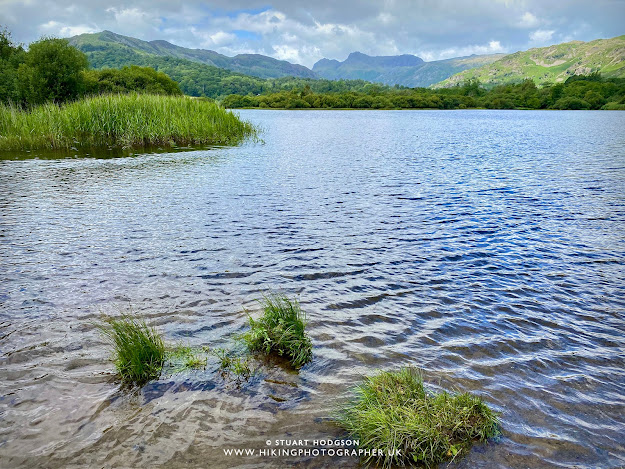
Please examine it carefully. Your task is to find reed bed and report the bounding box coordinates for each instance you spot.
[0,93,256,151]
[336,367,500,468]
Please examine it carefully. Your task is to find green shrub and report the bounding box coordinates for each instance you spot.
[98,314,166,386]
[602,101,625,110]
[336,367,500,467]
[552,96,590,109]
[242,294,312,369]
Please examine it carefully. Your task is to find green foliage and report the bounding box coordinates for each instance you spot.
[223,74,625,110]
[335,368,500,468]
[602,102,625,110]
[553,96,590,110]
[98,314,166,386]
[0,27,25,104]
[82,65,182,96]
[0,93,256,151]
[241,294,312,369]
[0,27,182,107]
[18,37,89,105]
[91,52,393,100]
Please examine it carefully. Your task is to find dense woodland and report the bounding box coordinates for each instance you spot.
[222,75,625,110]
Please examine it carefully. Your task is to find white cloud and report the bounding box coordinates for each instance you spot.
[189,27,237,49]
[104,7,162,37]
[59,25,97,37]
[377,12,394,25]
[420,40,506,61]
[519,12,539,28]
[272,44,302,63]
[210,31,236,46]
[37,20,96,37]
[529,29,555,43]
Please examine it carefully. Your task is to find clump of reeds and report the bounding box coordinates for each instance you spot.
[98,313,166,386]
[241,293,312,369]
[0,93,256,151]
[335,367,500,468]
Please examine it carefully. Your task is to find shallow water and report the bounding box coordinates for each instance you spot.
[1,109,624,468]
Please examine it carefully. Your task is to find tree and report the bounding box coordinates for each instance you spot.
[0,27,25,103]
[18,37,89,104]
[583,90,606,109]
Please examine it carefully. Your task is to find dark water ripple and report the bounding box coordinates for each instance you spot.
[1,110,624,468]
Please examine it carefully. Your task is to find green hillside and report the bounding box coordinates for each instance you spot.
[66,31,399,100]
[313,51,504,87]
[436,35,625,88]
[69,31,316,79]
[70,31,505,89]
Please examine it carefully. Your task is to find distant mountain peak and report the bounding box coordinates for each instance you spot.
[312,50,501,87]
[344,51,424,67]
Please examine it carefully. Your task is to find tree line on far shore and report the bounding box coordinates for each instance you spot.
[222,74,625,110]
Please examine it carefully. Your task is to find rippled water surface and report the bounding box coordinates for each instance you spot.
[1,110,624,468]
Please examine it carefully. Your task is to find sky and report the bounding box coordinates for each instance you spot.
[1,0,624,68]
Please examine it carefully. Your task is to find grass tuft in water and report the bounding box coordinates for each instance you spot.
[211,347,252,380]
[241,293,312,369]
[166,344,207,371]
[0,93,257,151]
[98,313,166,386]
[335,367,500,468]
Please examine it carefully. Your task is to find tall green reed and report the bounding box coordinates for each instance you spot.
[98,313,166,386]
[0,93,256,151]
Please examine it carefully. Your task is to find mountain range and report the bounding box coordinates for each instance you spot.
[312,51,505,87]
[70,30,316,79]
[69,31,503,88]
[68,31,625,91]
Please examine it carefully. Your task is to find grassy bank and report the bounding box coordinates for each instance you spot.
[336,367,499,467]
[0,93,256,151]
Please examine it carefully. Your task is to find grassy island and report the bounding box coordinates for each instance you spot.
[336,367,499,467]
[0,93,256,151]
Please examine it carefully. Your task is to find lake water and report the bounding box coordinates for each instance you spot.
[1,109,624,468]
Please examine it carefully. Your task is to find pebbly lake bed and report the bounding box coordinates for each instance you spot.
[0,109,624,468]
